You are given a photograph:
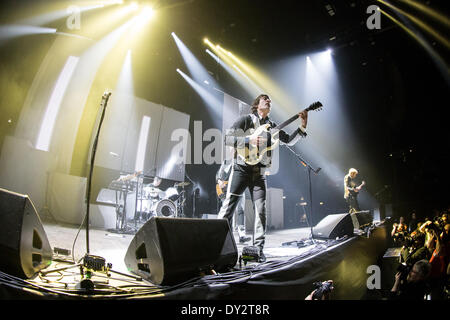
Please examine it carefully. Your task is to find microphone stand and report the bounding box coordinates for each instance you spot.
[85,91,111,253]
[41,91,142,291]
[282,145,321,246]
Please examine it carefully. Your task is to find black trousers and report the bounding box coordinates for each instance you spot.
[218,164,267,251]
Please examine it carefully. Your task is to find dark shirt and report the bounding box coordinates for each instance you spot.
[401,246,430,266]
[344,174,360,199]
[389,281,428,300]
[408,219,418,233]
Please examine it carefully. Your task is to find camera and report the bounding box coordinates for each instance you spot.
[397,262,411,280]
[312,281,334,300]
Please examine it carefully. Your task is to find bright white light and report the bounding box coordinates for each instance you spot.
[172,32,217,88]
[205,48,262,96]
[0,25,57,42]
[176,69,222,118]
[141,6,154,19]
[36,56,79,151]
[129,2,139,11]
[135,115,151,172]
[115,50,133,93]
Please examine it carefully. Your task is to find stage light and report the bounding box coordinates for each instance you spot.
[36,56,79,151]
[0,25,57,42]
[378,7,449,83]
[141,6,154,20]
[205,48,262,96]
[172,32,218,92]
[135,115,151,172]
[205,38,297,115]
[176,68,222,119]
[15,3,105,28]
[378,0,449,49]
[393,0,449,27]
[129,2,139,11]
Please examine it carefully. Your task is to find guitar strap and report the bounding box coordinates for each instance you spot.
[249,113,261,130]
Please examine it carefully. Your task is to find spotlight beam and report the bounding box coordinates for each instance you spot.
[205,49,262,96]
[378,0,450,49]
[176,68,222,119]
[172,33,217,88]
[203,38,298,116]
[0,25,57,42]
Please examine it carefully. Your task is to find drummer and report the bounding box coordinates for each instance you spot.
[152,176,162,187]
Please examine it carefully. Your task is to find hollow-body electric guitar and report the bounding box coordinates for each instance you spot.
[236,101,323,165]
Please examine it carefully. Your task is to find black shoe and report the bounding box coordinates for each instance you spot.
[258,251,266,263]
[239,236,251,243]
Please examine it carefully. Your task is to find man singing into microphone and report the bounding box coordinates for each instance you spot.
[218,94,308,262]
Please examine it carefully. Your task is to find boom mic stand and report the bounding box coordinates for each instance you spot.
[41,91,141,290]
[282,145,321,246]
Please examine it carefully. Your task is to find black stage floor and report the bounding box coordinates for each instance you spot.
[0,219,389,302]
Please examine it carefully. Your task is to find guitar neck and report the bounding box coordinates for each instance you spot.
[273,103,318,131]
[274,113,300,131]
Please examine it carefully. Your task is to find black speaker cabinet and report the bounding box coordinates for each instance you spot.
[0,188,52,278]
[312,213,354,239]
[124,217,238,285]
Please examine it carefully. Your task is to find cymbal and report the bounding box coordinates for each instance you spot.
[175,182,190,187]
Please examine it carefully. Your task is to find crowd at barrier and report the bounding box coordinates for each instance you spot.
[389,208,449,300]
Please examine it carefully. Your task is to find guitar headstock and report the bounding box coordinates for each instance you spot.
[306,101,323,112]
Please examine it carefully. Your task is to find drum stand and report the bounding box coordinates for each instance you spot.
[177,189,186,217]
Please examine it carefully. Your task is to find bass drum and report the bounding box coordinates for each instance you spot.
[154,199,177,217]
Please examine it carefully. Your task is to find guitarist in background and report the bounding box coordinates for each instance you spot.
[218,94,308,262]
[216,161,251,244]
[344,168,365,213]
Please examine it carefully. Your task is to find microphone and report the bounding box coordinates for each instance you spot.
[315,167,322,174]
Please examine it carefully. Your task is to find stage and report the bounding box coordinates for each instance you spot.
[0,219,389,301]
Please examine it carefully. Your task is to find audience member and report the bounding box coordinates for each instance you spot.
[389,259,431,300]
[408,211,418,233]
[391,216,408,245]
[389,208,449,300]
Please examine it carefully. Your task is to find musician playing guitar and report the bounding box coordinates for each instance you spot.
[344,168,365,213]
[218,94,317,263]
[216,160,250,243]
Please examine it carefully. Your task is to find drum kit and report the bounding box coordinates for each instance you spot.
[108,173,191,234]
[140,181,190,220]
